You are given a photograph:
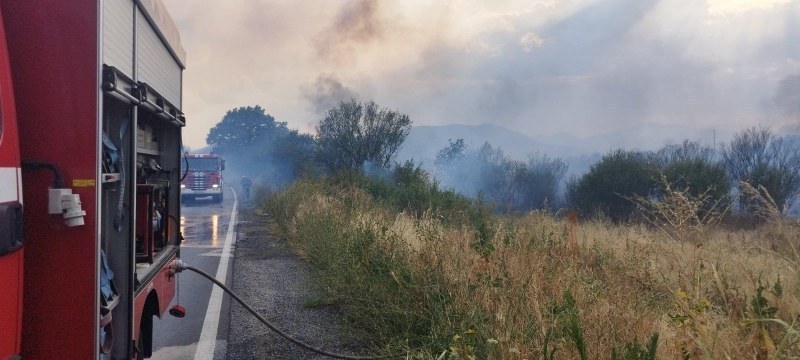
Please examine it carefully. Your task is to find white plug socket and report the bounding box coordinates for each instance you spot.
[48,188,87,227]
[49,188,73,214]
[62,194,87,227]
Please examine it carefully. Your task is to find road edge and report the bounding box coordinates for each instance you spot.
[194,188,238,360]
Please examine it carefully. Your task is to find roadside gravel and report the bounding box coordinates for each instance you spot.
[225,207,370,359]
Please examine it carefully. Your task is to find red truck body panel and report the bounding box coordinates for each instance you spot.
[0,5,24,359]
[0,1,186,358]
[2,1,100,358]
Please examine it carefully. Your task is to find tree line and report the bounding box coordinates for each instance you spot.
[204,100,411,187]
[567,129,800,222]
[205,100,800,222]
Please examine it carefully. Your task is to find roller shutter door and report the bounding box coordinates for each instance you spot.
[103,0,134,75]
[136,8,182,108]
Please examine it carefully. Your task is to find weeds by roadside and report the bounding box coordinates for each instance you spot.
[263,176,800,359]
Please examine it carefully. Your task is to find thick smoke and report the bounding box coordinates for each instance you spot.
[305,0,387,116]
[303,75,360,115]
[314,0,384,63]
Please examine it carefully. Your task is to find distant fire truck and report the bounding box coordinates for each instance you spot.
[0,0,187,358]
[181,154,225,203]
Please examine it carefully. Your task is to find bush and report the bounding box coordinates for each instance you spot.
[329,163,475,225]
[721,127,800,213]
[630,175,729,242]
[661,159,730,212]
[567,149,656,221]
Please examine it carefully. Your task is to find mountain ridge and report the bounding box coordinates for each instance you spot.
[397,122,735,165]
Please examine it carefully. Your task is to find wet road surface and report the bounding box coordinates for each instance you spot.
[150,188,237,360]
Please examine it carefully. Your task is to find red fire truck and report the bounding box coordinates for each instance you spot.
[181,153,225,203]
[0,0,186,358]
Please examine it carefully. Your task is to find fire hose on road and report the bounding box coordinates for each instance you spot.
[172,260,405,360]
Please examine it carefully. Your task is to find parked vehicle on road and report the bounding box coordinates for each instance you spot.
[181,153,226,203]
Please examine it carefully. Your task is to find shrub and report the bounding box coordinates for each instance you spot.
[567,149,656,221]
[630,175,729,242]
[661,159,730,209]
[721,127,800,212]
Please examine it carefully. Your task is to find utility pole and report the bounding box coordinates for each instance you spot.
[713,129,716,151]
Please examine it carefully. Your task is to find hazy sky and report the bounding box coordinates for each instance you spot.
[162,0,800,149]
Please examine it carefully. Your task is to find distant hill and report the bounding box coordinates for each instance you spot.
[398,123,733,163]
[781,123,800,135]
[547,123,731,154]
[396,123,738,176]
[396,124,582,165]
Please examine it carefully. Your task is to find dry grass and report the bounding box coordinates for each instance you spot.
[267,181,800,359]
[630,176,730,243]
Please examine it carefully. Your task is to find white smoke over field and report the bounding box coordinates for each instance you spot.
[774,74,800,118]
[433,140,569,211]
[164,0,800,150]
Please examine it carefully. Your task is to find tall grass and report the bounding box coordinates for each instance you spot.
[264,177,800,359]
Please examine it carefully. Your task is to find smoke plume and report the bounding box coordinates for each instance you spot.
[303,75,360,116]
[314,0,384,63]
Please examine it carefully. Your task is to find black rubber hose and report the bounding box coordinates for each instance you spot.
[21,161,64,188]
[184,266,404,360]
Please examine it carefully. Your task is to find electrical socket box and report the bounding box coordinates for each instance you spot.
[48,188,73,214]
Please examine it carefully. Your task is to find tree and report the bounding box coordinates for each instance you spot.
[567,149,656,221]
[434,138,466,167]
[519,153,568,210]
[648,141,730,211]
[315,99,412,172]
[651,139,714,167]
[721,127,800,212]
[206,106,277,153]
[205,105,316,187]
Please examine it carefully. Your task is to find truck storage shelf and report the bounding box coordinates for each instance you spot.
[137,147,159,156]
[101,292,120,312]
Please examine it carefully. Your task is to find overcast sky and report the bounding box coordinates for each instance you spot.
[162,0,800,149]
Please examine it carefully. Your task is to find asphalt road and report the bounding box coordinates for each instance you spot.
[150,188,237,360]
[225,210,372,359]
